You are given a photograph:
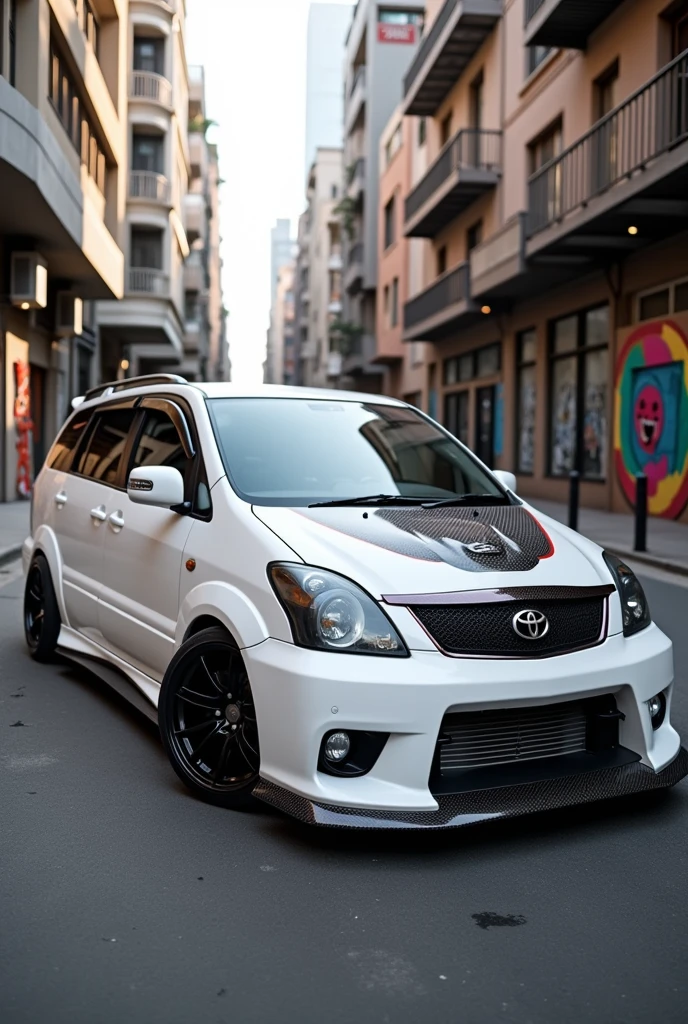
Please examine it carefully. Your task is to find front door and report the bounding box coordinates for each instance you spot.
[475,385,495,468]
[97,403,198,680]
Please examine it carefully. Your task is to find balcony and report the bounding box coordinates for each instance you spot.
[130,71,172,108]
[128,268,169,296]
[184,251,205,292]
[524,0,625,50]
[470,214,527,299]
[346,66,366,135]
[404,129,501,237]
[129,171,171,205]
[341,334,385,379]
[345,241,364,294]
[403,1,501,117]
[403,263,481,342]
[526,49,688,264]
[185,194,207,245]
[347,158,366,202]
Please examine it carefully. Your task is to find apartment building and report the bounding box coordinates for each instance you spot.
[0,0,126,503]
[391,0,688,522]
[96,0,189,382]
[266,261,297,387]
[340,0,424,388]
[174,66,228,382]
[295,147,344,388]
[265,220,294,384]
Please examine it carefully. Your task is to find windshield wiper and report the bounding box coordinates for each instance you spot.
[308,493,430,509]
[421,493,510,509]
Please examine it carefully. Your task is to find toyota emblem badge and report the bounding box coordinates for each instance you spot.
[512,609,550,640]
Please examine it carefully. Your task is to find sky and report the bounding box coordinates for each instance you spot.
[186,0,355,385]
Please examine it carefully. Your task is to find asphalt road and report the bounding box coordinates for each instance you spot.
[1,559,687,1024]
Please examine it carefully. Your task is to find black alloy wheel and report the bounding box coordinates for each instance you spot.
[158,627,260,808]
[24,553,61,662]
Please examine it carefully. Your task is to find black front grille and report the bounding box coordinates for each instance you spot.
[439,701,588,772]
[413,597,605,657]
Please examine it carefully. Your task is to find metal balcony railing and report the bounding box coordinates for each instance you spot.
[128,268,168,295]
[528,48,688,236]
[404,263,470,331]
[405,129,502,223]
[129,171,170,204]
[404,0,457,98]
[130,71,172,107]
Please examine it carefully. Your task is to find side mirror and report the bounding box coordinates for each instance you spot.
[492,469,517,494]
[127,466,185,510]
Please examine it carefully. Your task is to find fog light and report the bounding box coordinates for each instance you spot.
[647,693,666,730]
[324,731,350,762]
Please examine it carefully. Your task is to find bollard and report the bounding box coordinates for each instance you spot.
[635,473,647,552]
[568,470,580,532]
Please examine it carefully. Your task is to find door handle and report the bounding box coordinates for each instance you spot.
[55,491,68,507]
[90,505,107,522]
[109,511,125,530]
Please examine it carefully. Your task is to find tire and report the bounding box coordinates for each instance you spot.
[158,627,260,809]
[24,553,61,662]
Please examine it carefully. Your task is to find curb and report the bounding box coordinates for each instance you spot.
[0,545,23,570]
[609,547,688,580]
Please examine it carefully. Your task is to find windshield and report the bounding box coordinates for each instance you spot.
[207,398,509,507]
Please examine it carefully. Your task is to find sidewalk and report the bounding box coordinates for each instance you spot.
[0,501,30,567]
[531,499,688,577]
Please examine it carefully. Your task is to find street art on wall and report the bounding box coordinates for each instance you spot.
[13,361,33,499]
[614,320,688,519]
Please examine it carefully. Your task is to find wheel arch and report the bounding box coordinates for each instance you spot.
[26,527,68,624]
[177,581,270,652]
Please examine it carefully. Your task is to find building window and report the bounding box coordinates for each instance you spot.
[476,343,501,378]
[132,133,163,173]
[592,60,619,191]
[440,112,453,147]
[467,221,483,254]
[636,277,688,320]
[133,37,164,75]
[385,122,403,166]
[444,391,470,445]
[384,195,396,249]
[470,72,484,130]
[331,184,338,199]
[418,117,427,146]
[379,10,424,25]
[391,277,399,328]
[527,46,552,77]
[185,291,199,321]
[383,285,390,325]
[516,329,537,475]
[549,305,609,480]
[529,118,563,222]
[49,39,107,192]
[82,0,99,57]
[131,227,163,269]
[437,245,447,276]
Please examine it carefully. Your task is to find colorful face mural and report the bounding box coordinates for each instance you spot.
[614,320,688,519]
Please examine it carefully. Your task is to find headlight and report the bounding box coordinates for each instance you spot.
[603,551,651,637]
[269,564,408,656]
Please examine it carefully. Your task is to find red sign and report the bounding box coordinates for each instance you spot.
[377,23,417,44]
[13,361,33,498]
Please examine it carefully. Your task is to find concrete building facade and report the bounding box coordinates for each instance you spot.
[383,0,688,523]
[340,0,424,388]
[1,0,126,502]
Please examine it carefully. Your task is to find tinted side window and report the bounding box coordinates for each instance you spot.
[132,409,188,477]
[47,412,91,472]
[76,409,137,486]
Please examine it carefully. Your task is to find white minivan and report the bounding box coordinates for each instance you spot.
[24,375,687,829]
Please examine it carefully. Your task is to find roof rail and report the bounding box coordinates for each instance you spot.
[82,374,189,404]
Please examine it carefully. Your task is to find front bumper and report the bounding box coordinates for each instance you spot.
[245,625,683,823]
[254,749,688,829]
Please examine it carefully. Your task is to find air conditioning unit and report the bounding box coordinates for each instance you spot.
[10,252,48,309]
[56,293,84,336]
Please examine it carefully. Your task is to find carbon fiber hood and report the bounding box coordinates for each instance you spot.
[253,503,607,598]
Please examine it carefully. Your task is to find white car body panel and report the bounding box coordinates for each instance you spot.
[23,380,686,826]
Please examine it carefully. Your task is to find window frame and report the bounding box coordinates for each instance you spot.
[547,303,609,482]
[636,274,688,321]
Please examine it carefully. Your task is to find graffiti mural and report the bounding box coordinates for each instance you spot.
[614,320,688,519]
[13,361,34,499]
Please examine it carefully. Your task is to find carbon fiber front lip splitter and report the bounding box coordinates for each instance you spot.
[253,748,688,830]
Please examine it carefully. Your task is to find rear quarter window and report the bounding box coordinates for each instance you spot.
[47,413,91,473]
